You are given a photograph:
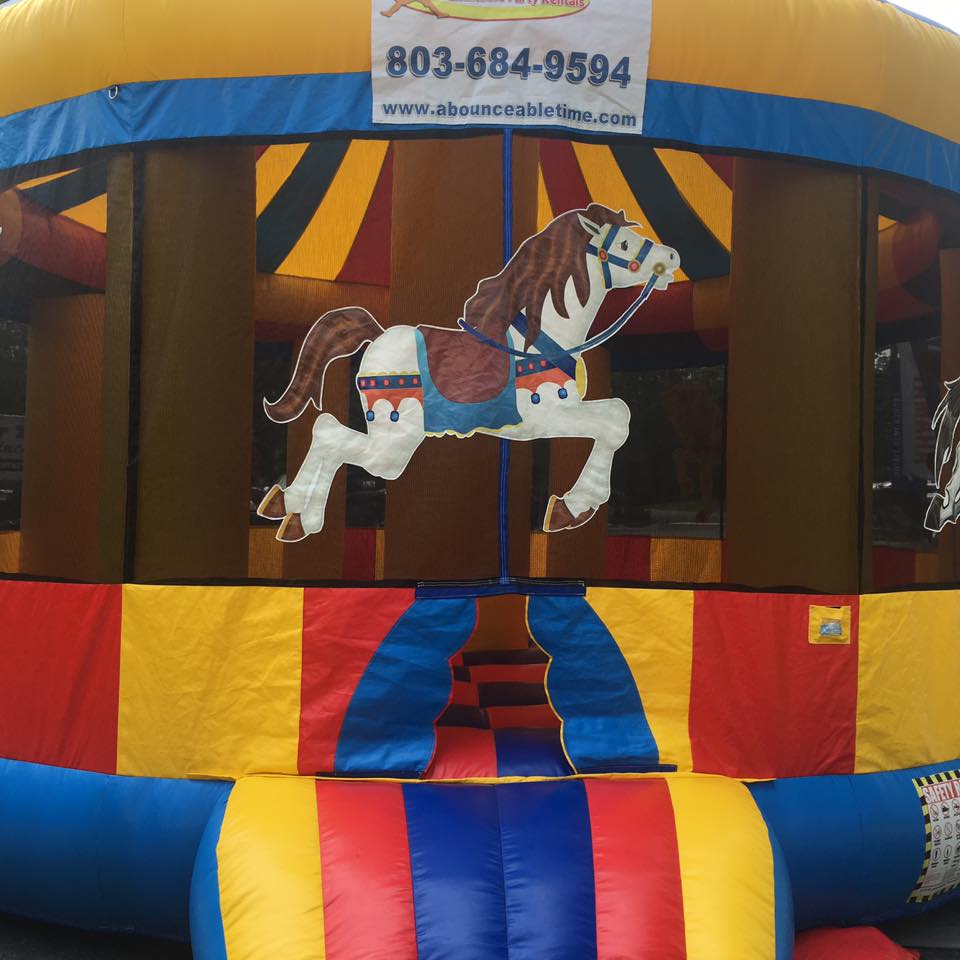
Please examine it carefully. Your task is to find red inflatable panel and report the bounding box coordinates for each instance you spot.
[795,927,919,959]
[586,779,686,959]
[689,592,859,778]
[315,780,418,960]
[0,581,120,773]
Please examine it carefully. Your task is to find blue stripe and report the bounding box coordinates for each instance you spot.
[499,128,513,582]
[750,759,960,929]
[494,728,573,778]
[527,595,665,773]
[767,821,795,960]
[0,758,230,940]
[643,78,960,197]
[3,73,960,198]
[403,784,509,960]
[335,597,477,776]
[188,789,232,960]
[497,781,597,960]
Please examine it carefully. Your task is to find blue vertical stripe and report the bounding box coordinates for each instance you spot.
[404,784,509,960]
[498,780,597,960]
[498,128,514,582]
[527,595,664,773]
[188,789,232,960]
[335,598,477,776]
[494,728,573,778]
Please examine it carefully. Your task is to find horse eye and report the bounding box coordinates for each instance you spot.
[620,240,628,251]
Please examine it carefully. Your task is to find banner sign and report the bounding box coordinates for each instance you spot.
[371,0,652,136]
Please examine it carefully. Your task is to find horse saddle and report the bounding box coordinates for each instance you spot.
[419,324,512,404]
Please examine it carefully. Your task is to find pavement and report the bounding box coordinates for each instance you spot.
[0,915,189,959]
[2,904,960,959]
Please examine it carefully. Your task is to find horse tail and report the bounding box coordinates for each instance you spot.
[264,307,383,423]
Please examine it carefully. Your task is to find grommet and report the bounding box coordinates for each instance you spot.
[390,410,400,422]
[366,410,375,422]
[558,388,568,399]
[531,393,541,405]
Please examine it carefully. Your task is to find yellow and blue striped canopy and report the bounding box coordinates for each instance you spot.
[1,0,960,194]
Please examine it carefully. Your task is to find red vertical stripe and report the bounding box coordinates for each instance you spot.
[342,527,377,581]
[605,535,652,581]
[586,779,686,960]
[539,139,592,215]
[872,546,917,590]
[425,727,498,779]
[337,145,393,287]
[299,588,414,775]
[316,781,418,960]
[689,592,859,778]
[0,581,121,773]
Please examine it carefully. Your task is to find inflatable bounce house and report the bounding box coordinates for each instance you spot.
[3,1,960,957]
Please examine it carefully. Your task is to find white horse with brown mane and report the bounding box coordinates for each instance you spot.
[258,203,679,542]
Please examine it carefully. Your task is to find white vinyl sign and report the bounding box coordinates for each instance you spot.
[371,0,652,136]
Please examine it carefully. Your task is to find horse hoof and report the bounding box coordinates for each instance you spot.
[277,513,307,543]
[257,484,286,520]
[543,495,597,533]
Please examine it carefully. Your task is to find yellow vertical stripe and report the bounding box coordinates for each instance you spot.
[856,591,960,773]
[587,588,694,772]
[571,142,689,281]
[654,148,732,250]
[668,776,776,960]
[218,777,325,960]
[256,143,310,216]
[117,585,304,779]
[277,140,389,281]
[536,166,553,234]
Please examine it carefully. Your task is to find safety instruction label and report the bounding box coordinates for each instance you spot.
[911,770,960,902]
[371,0,652,136]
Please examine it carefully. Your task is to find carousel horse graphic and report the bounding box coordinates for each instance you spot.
[925,377,960,534]
[258,204,679,542]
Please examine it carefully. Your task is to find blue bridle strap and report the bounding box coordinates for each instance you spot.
[588,226,655,290]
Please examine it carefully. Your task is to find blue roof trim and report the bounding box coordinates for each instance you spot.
[643,79,960,195]
[2,72,959,196]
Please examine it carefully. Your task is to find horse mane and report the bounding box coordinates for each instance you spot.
[933,377,960,492]
[463,203,635,349]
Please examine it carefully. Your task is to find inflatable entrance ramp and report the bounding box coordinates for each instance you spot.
[191,775,792,960]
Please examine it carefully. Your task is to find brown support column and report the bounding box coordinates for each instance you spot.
[725,159,876,594]
[383,136,538,581]
[96,153,136,582]
[542,348,612,579]
[134,146,256,581]
[20,295,105,580]
[938,249,960,581]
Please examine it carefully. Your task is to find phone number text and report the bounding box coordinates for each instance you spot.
[385,46,633,89]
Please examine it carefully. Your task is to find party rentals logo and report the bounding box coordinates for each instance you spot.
[380,0,590,21]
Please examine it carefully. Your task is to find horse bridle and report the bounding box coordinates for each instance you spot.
[589,223,655,290]
[459,225,663,363]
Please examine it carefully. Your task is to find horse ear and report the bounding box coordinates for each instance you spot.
[578,213,601,236]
